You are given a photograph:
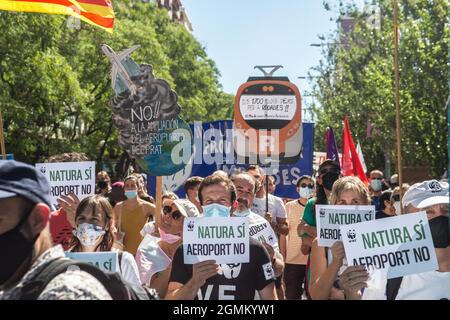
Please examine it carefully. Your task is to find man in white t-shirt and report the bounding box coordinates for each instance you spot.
[282,175,315,300]
[340,179,449,300]
[247,165,288,236]
[231,173,283,266]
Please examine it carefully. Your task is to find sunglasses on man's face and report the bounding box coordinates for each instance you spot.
[163,206,182,220]
[371,177,383,180]
[300,183,314,188]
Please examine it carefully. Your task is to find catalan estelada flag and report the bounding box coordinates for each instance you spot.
[0,0,114,32]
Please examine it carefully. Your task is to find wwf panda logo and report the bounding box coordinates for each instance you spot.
[187,220,195,231]
[320,209,326,218]
[40,166,46,174]
[428,181,442,193]
[218,263,242,279]
[347,229,357,242]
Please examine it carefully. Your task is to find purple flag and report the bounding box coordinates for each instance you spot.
[326,126,341,169]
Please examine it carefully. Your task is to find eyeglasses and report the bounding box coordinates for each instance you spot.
[300,183,314,188]
[392,194,400,202]
[163,206,182,220]
[371,177,383,180]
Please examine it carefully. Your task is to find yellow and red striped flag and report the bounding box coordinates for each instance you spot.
[0,0,114,32]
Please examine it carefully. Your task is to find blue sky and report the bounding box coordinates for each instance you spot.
[182,0,365,112]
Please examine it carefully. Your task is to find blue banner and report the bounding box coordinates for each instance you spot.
[148,121,314,200]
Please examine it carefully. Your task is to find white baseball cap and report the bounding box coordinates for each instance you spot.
[402,180,449,209]
[174,199,200,217]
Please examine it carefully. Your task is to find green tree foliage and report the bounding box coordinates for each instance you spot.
[0,1,234,174]
[311,0,448,177]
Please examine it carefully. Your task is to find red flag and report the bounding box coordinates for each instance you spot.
[341,115,369,185]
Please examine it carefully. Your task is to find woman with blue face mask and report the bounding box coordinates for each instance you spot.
[69,195,141,285]
[112,175,155,255]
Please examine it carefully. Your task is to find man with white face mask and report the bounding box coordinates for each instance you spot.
[282,175,314,299]
[368,170,385,212]
[167,174,276,300]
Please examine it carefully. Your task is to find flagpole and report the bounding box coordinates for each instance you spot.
[0,110,6,160]
[393,0,403,213]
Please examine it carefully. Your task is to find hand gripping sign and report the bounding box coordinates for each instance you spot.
[340,212,438,280]
[35,161,95,209]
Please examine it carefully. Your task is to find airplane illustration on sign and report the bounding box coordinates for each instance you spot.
[101,44,141,95]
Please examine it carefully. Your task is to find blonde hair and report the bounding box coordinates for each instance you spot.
[162,191,179,201]
[329,176,371,205]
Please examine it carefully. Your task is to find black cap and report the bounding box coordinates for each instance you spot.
[319,159,341,172]
[0,160,52,208]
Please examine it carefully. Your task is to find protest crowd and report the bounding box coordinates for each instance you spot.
[0,152,448,300]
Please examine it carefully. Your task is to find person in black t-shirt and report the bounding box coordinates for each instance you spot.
[166,174,276,300]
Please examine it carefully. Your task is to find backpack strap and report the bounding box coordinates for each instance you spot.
[386,276,403,300]
[20,258,81,300]
[19,257,130,300]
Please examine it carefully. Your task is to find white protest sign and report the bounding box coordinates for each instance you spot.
[249,221,279,252]
[65,251,119,273]
[35,161,95,209]
[183,217,249,264]
[316,205,375,247]
[239,95,297,121]
[340,211,438,279]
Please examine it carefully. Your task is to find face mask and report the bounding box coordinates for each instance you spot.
[0,212,35,286]
[97,181,108,190]
[322,172,339,191]
[124,190,138,199]
[203,203,231,218]
[234,209,251,217]
[393,201,402,215]
[428,216,450,249]
[299,187,312,199]
[158,227,181,244]
[72,223,105,247]
[370,179,382,192]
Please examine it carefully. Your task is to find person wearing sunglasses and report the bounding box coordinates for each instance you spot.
[281,175,315,300]
[136,198,199,298]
